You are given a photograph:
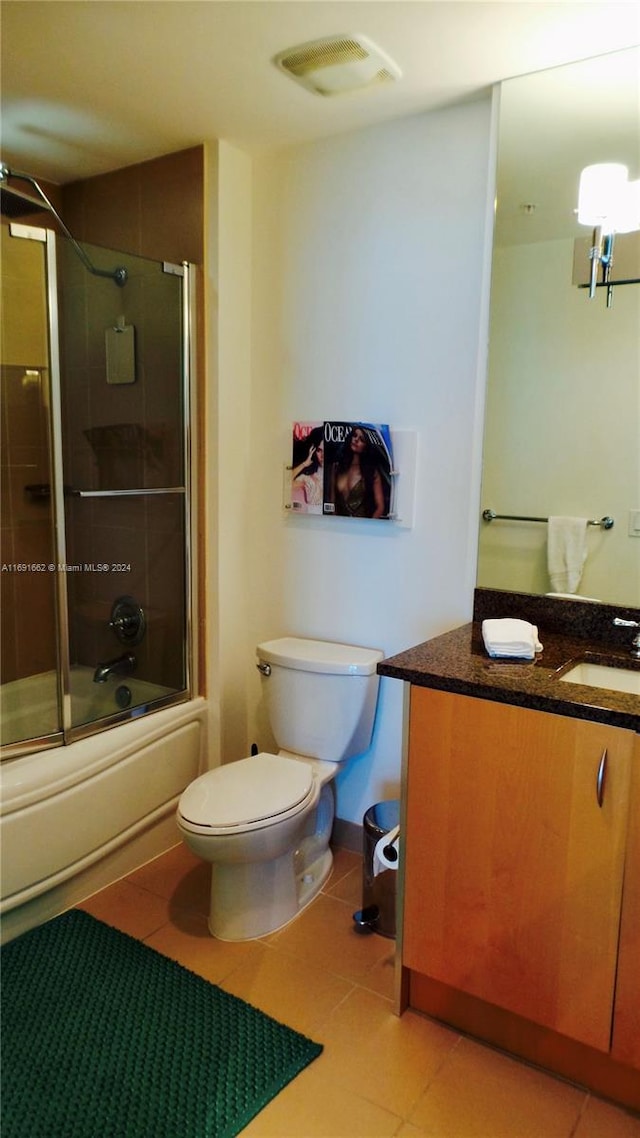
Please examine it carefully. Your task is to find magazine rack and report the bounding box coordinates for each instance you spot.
[284,427,417,529]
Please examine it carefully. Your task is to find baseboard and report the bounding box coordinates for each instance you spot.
[332,816,363,854]
[408,969,640,1114]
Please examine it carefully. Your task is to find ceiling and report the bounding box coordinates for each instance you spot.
[1,1,639,186]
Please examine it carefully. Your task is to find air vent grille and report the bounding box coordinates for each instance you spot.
[280,38,368,77]
[273,34,402,97]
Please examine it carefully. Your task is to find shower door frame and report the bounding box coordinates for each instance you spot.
[2,224,197,759]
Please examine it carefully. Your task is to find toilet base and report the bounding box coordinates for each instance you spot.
[208,845,333,941]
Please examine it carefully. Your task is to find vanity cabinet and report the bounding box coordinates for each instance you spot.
[611,736,640,1068]
[404,687,635,1055]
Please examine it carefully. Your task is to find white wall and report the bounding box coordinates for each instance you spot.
[238,100,493,824]
[205,141,254,770]
[478,237,640,605]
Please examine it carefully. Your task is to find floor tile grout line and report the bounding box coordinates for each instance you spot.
[75,901,173,946]
[401,1033,465,1130]
[254,933,395,996]
[295,980,360,1039]
[568,1091,593,1138]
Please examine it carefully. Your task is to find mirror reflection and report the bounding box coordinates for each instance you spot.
[477,47,640,607]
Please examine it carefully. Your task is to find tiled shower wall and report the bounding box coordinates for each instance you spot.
[61,147,204,268]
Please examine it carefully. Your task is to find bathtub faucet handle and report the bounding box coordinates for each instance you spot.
[111,614,135,633]
[109,596,146,646]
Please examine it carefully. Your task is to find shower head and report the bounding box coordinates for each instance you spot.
[0,160,127,286]
[2,161,36,186]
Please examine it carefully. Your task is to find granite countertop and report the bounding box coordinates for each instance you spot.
[378,614,640,732]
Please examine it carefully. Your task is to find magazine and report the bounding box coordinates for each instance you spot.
[290,422,324,514]
[290,421,394,520]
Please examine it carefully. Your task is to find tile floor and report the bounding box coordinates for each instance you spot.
[78,844,640,1138]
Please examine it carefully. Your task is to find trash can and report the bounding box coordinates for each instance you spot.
[353,799,400,938]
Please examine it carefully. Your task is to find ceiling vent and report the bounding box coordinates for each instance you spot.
[273,34,402,97]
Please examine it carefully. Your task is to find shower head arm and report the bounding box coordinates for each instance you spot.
[0,162,127,286]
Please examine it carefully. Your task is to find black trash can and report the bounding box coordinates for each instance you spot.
[353,799,399,938]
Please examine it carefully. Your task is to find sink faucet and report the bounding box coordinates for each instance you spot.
[93,651,137,684]
[612,618,640,658]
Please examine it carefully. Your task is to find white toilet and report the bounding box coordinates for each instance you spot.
[177,636,383,941]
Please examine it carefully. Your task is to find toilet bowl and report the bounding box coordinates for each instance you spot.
[178,751,336,940]
[177,637,383,941]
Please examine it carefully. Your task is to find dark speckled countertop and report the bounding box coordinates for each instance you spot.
[378,589,640,732]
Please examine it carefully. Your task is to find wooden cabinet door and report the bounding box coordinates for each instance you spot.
[404,688,633,1052]
[611,735,640,1070]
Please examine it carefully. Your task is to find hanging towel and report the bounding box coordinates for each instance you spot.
[482,619,543,660]
[547,517,588,593]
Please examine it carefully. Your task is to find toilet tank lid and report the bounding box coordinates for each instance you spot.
[257,637,384,676]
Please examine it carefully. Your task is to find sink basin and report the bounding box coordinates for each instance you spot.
[558,661,640,696]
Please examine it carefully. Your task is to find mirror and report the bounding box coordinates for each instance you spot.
[478,47,640,607]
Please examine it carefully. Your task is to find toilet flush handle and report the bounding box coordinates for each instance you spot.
[256,662,271,677]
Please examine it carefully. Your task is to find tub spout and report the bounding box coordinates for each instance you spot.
[93,652,137,684]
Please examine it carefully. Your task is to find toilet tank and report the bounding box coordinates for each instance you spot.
[257,637,383,763]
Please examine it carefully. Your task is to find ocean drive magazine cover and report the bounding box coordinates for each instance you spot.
[290,422,393,520]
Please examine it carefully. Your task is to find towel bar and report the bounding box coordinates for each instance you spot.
[482,510,614,530]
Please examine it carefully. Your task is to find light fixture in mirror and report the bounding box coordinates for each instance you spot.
[578,163,633,231]
[477,47,640,609]
[577,162,640,303]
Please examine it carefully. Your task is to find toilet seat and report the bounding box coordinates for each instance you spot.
[177,752,316,835]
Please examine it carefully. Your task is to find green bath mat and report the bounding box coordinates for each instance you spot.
[1,909,322,1138]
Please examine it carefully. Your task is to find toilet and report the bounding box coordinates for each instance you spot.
[177,636,383,941]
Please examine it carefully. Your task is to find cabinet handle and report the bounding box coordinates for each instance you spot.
[596,748,608,808]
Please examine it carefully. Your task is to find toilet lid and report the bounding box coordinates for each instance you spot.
[178,752,314,829]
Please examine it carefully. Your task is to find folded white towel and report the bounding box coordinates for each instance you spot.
[482,618,543,660]
[547,517,588,593]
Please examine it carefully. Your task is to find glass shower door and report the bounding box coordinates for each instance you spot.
[57,237,191,734]
[0,225,61,748]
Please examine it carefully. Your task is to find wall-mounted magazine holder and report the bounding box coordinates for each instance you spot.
[387,429,417,529]
[284,426,417,530]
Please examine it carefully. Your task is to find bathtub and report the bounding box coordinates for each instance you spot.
[0,692,207,943]
[1,666,178,748]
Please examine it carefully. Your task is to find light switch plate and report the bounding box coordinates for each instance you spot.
[628,509,640,537]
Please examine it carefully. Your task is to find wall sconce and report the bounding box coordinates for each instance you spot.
[577,163,640,306]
